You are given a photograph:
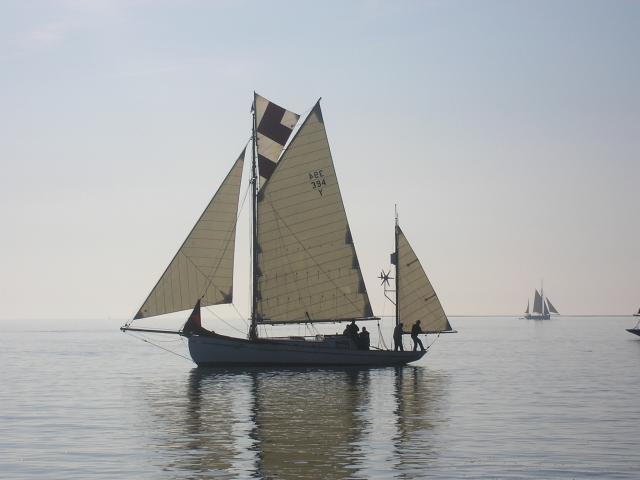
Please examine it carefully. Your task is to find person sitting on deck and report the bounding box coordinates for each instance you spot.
[393,322,404,351]
[358,327,370,350]
[411,320,425,352]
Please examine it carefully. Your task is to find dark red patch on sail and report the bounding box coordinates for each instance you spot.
[258,102,294,146]
[258,154,277,180]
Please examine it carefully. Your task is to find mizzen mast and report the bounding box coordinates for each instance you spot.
[394,207,400,328]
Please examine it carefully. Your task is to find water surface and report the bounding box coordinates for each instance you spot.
[1,317,639,478]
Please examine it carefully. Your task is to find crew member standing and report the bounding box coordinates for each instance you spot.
[411,320,425,352]
[393,322,404,351]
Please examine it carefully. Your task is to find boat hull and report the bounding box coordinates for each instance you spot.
[524,314,551,320]
[187,333,426,367]
[626,328,640,337]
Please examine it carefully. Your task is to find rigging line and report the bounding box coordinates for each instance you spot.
[231,303,250,330]
[277,104,316,158]
[425,332,441,352]
[124,331,193,363]
[377,320,388,350]
[261,200,366,315]
[204,305,247,335]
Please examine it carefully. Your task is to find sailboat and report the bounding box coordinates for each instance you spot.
[626,307,640,336]
[523,284,559,320]
[121,94,454,366]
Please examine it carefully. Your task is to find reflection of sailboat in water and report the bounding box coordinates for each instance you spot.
[158,370,250,477]
[252,369,369,479]
[150,367,448,478]
[166,369,369,479]
[121,94,453,366]
[392,367,448,473]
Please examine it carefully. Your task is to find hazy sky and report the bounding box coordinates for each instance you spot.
[1,0,638,321]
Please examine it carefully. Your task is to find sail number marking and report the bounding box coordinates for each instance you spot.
[309,170,326,196]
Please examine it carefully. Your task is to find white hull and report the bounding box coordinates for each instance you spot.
[188,333,426,367]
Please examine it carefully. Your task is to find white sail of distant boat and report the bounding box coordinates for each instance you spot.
[627,307,640,336]
[121,94,455,366]
[523,283,559,320]
[532,289,543,315]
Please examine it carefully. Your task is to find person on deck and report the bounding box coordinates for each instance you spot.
[345,320,359,342]
[393,323,404,351]
[358,327,370,350]
[411,320,425,352]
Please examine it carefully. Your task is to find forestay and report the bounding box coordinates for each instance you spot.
[134,151,245,319]
[256,103,373,323]
[254,93,299,188]
[397,227,451,333]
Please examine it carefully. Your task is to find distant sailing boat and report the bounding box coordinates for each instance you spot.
[523,284,559,320]
[121,94,454,366]
[627,307,640,336]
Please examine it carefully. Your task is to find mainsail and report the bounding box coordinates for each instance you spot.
[532,289,543,314]
[546,298,559,314]
[134,151,245,319]
[255,102,373,323]
[254,93,299,187]
[397,227,451,333]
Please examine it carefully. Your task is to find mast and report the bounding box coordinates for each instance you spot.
[249,94,259,340]
[395,206,400,328]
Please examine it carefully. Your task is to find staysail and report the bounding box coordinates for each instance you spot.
[397,227,451,333]
[134,151,245,319]
[525,300,530,314]
[543,298,550,316]
[532,289,543,314]
[546,298,559,314]
[255,102,373,323]
[254,93,299,187]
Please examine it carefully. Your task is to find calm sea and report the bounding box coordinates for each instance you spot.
[1,316,639,479]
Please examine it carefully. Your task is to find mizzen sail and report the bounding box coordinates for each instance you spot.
[254,93,299,188]
[397,227,451,333]
[255,102,373,323]
[134,151,245,319]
